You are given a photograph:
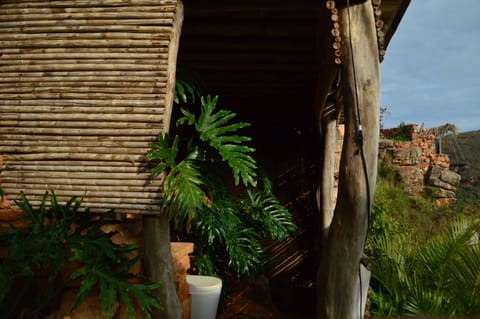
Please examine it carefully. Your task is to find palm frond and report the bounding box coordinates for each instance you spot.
[145,133,179,179]
[193,95,257,187]
[225,226,266,278]
[163,158,205,228]
[174,66,205,104]
[243,189,296,241]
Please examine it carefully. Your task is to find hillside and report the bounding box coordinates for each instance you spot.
[440,130,480,202]
[441,130,480,184]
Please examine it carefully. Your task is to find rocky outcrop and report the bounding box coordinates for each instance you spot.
[379,123,461,204]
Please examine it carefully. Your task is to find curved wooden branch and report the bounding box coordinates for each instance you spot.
[317,1,380,318]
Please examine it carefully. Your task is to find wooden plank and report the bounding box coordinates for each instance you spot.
[1,182,162,193]
[0,98,165,107]
[0,6,176,15]
[0,86,165,94]
[0,47,169,54]
[0,127,160,136]
[0,0,177,9]
[0,19,174,28]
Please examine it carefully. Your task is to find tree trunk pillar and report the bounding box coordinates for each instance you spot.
[317,1,380,318]
[143,215,182,319]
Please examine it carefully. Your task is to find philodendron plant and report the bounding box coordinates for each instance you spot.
[146,91,297,279]
[0,192,161,319]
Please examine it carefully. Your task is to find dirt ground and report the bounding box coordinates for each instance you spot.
[219,276,315,319]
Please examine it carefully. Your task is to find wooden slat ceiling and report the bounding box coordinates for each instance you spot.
[0,0,180,214]
[178,0,410,134]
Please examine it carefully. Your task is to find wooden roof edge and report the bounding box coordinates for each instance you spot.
[384,0,411,50]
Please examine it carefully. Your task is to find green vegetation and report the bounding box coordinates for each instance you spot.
[392,121,411,142]
[443,129,480,185]
[0,192,161,319]
[368,163,480,317]
[146,87,297,280]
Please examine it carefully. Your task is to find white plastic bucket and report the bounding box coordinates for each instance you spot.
[186,275,222,319]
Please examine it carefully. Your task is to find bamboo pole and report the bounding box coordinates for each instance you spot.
[0,47,169,54]
[2,92,165,100]
[2,176,155,191]
[1,114,162,125]
[0,82,165,88]
[0,193,160,205]
[1,183,161,194]
[0,127,160,136]
[1,12,174,22]
[0,99,165,107]
[0,71,168,77]
[1,6,176,15]
[0,39,169,48]
[9,195,160,205]
[1,140,152,149]
[5,170,152,180]
[1,120,162,129]
[1,199,161,212]
[2,187,159,201]
[1,146,150,155]
[0,33,170,41]
[5,163,150,173]
[0,19,174,28]
[0,25,177,35]
[0,76,167,83]
[0,59,167,65]
[0,64,168,72]
[0,86,164,94]
[0,106,164,115]
[0,0,177,9]
[0,52,168,59]
[1,176,154,187]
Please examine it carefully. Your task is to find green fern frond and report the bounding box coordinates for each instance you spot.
[194,95,257,187]
[1,192,161,319]
[69,235,162,319]
[243,189,296,241]
[163,158,205,227]
[146,133,179,179]
[174,66,205,105]
[225,227,265,278]
[177,107,196,127]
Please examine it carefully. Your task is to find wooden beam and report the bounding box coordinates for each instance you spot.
[143,1,184,319]
[317,1,380,318]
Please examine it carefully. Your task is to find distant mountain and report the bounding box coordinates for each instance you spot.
[441,130,480,186]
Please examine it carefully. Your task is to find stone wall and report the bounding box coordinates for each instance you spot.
[331,124,461,205]
[379,123,461,204]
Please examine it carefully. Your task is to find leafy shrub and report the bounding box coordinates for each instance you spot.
[369,216,480,316]
[146,94,297,279]
[393,121,411,142]
[0,192,161,319]
[368,172,480,317]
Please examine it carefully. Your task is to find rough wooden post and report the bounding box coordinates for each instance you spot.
[143,1,184,318]
[317,1,380,318]
[313,2,341,253]
[144,215,182,319]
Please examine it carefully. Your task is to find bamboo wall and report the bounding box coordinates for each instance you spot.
[0,0,181,214]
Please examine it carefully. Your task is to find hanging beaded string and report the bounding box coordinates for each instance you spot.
[326,0,343,65]
[372,0,385,62]
[326,0,385,63]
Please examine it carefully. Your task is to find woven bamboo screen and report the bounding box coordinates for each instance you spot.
[0,0,182,214]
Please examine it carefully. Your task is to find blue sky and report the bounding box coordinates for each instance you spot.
[380,0,480,133]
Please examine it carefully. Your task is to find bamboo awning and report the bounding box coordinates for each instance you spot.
[0,0,182,214]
